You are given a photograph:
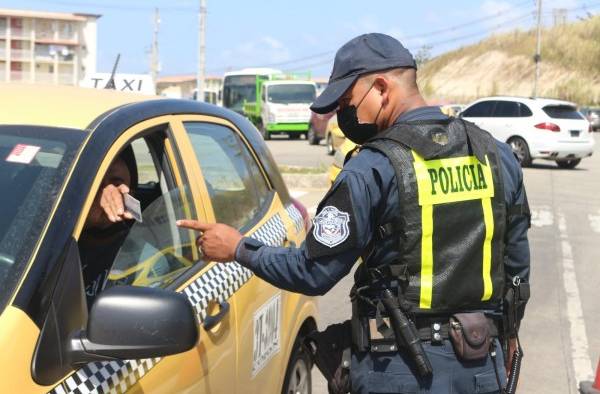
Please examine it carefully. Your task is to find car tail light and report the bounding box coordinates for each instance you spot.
[535,122,561,132]
[291,197,311,232]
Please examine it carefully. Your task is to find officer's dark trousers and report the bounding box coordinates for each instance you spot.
[350,339,507,394]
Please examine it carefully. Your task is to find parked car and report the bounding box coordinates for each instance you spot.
[581,107,600,132]
[460,96,595,168]
[440,104,466,117]
[0,83,317,394]
[307,110,334,145]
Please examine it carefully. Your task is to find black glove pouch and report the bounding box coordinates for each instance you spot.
[449,312,491,361]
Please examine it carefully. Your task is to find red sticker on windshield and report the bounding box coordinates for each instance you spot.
[6,144,41,164]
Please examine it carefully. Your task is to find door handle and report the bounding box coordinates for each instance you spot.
[203,301,230,330]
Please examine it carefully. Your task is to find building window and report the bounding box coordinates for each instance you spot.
[36,20,54,40]
[58,21,74,40]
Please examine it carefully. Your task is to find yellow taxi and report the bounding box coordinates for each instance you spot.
[0,83,318,394]
[324,116,346,156]
[327,137,358,184]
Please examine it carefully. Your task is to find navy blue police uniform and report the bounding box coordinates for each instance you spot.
[235,34,530,394]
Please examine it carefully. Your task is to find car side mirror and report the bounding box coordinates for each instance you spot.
[68,285,198,366]
[32,238,199,386]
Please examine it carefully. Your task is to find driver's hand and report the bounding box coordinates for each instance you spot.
[100,184,134,222]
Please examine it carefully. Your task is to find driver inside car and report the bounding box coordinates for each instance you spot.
[78,146,138,306]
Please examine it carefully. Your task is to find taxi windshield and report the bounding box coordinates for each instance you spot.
[0,127,83,315]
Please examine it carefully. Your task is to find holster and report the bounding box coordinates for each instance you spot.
[305,320,352,394]
[502,277,530,342]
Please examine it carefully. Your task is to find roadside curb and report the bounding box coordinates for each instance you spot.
[282,173,329,190]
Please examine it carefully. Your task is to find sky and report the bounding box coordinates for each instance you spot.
[1,0,596,78]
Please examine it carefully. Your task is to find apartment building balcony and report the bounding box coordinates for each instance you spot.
[10,71,31,81]
[35,29,53,40]
[34,53,54,62]
[58,72,74,85]
[10,27,32,40]
[11,49,32,60]
[35,72,55,84]
[57,31,77,41]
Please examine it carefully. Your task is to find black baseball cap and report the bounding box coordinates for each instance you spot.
[310,33,417,114]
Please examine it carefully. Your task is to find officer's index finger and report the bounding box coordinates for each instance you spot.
[176,219,213,232]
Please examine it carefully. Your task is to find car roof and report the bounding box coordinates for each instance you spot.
[0,83,160,130]
[472,95,577,107]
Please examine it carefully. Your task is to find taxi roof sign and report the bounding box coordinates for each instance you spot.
[81,73,156,95]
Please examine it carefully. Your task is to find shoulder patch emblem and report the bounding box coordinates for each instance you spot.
[312,206,350,248]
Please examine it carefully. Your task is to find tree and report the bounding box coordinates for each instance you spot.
[414,45,433,67]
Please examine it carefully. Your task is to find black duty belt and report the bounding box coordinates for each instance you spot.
[361,315,499,353]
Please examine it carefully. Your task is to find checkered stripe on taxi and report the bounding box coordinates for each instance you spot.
[48,212,287,394]
[285,204,305,234]
[49,359,159,394]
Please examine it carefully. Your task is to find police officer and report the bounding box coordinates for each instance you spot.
[178,33,530,394]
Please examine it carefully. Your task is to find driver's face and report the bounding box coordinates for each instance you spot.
[85,157,131,230]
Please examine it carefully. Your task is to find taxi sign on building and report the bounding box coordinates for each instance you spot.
[81,73,156,95]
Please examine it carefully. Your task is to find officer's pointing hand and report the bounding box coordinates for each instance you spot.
[176,220,243,262]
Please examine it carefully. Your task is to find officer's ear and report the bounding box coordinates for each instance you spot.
[372,76,390,106]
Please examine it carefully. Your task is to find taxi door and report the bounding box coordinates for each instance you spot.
[170,116,309,393]
[47,115,238,394]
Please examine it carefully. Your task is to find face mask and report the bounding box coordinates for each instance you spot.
[337,83,383,145]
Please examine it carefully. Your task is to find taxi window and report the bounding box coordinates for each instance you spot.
[130,138,159,184]
[78,129,202,297]
[106,185,199,289]
[183,122,272,230]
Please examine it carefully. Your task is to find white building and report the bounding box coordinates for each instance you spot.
[157,74,223,104]
[0,8,100,85]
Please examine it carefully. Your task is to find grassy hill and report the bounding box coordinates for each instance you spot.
[418,15,600,106]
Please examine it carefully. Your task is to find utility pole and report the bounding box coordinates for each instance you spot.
[533,0,543,97]
[151,8,160,87]
[197,0,207,102]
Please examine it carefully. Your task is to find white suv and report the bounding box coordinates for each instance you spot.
[460,96,595,169]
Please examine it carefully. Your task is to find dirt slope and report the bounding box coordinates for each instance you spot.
[418,15,600,105]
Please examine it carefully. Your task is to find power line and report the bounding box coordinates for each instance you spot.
[402,0,534,40]
[425,13,535,48]
[268,1,600,73]
[282,2,600,74]
[209,1,544,73]
[24,0,194,13]
[278,13,536,73]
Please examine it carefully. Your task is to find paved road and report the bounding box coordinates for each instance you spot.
[291,140,600,394]
[265,136,334,168]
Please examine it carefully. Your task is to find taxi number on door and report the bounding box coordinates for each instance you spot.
[252,293,281,377]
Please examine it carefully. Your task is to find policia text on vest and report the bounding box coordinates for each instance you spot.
[419,156,494,201]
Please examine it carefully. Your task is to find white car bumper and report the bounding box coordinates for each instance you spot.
[531,139,595,160]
